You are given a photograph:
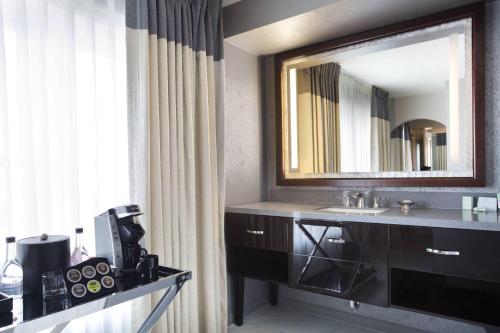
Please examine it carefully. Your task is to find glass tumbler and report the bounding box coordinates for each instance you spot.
[42,271,67,300]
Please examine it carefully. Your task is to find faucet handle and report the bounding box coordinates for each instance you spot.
[343,195,351,208]
[357,196,366,208]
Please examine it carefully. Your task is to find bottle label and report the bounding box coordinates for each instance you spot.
[1,279,23,296]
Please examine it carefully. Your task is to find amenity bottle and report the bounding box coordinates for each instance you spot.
[70,228,89,265]
[0,237,23,298]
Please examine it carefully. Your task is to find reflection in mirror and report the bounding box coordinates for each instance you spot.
[393,119,447,172]
[282,18,473,179]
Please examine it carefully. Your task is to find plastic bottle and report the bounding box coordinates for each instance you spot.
[0,237,23,298]
[70,228,89,265]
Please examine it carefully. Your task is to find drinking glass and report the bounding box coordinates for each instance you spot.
[42,271,67,300]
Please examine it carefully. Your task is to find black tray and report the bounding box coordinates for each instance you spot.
[158,266,183,277]
[0,292,12,314]
[0,312,13,327]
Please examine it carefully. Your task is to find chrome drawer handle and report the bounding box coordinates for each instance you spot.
[426,248,460,256]
[246,229,264,235]
[327,238,345,244]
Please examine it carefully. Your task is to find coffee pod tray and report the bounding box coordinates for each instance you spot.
[61,257,117,306]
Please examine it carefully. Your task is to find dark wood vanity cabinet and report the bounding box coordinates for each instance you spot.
[225,213,292,325]
[225,213,390,326]
[226,213,500,329]
[291,219,388,307]
[225,213,291,252]
[390,225,500,283]
[390,225,500,328]
[293,220,388,265]
[225,213,291,283]
[291,256,388,307]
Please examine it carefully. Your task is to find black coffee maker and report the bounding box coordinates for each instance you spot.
[94,205,146,275]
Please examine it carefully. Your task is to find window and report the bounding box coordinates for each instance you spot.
[1,0,131,330]
[0,0,128,249]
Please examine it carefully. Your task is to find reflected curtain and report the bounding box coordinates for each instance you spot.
[391,123,413,171]
[297,62,341,173]
[339,71,371,172]
[432,133,447,170]
[126,0,227,332]
[370,87,391,171]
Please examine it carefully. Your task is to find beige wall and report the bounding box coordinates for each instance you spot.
[224,41,268,324]
[224,42,264,205]
[390,91,448,131]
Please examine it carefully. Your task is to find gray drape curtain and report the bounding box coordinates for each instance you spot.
[126,0,227,332]
[370,87,391,172]
[432,132,447,170]
[391,123,413,171]
[297,62,341,173]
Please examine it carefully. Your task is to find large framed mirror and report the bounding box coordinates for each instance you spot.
[275,4,484,187]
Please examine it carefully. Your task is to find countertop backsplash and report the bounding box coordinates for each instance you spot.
[267,188,499,210]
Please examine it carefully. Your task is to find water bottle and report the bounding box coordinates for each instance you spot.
[0,237,23,298]
[70,228,89,265]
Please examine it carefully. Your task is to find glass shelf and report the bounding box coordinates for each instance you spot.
[0,266,191,333]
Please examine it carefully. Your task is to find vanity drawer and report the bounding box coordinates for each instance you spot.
[390,226,500,283]
[225,213,291,252]
[291,254,388,307]
[293,220,387,266]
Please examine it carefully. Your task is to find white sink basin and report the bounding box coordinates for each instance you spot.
[317,207,389,214]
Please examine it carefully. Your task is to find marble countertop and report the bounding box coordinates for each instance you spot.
[225,202,500,232]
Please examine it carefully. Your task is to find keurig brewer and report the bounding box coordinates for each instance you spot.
[94,205,146,276]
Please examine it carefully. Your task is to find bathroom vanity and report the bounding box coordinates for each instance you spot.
[225,2,494,330]
[225,202,500,329]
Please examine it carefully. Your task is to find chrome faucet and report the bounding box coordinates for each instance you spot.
[352,192,365,208]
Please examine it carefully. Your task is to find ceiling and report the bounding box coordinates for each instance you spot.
[224,0,483,55]
[337,35,465,97]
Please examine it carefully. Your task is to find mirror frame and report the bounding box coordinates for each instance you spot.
[275,3,484,187]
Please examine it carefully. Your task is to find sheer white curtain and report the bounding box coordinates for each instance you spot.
[0,0,132,331]
[339,71,371,172]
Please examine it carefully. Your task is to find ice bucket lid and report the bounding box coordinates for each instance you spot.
[17,235,69,245]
